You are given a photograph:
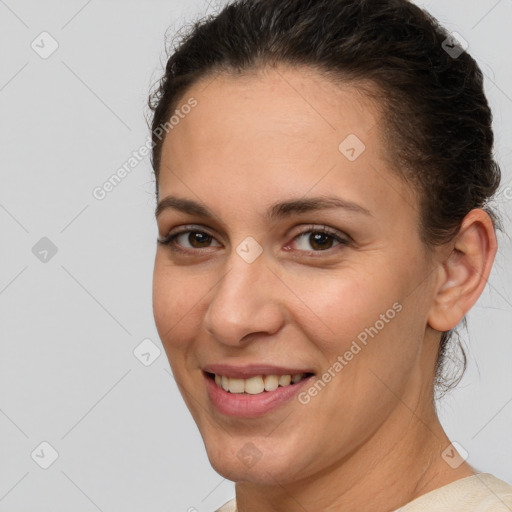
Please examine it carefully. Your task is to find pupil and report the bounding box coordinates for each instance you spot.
[311,233,332,250]
[191,232,210,247]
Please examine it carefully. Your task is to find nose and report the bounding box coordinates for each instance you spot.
[202,248,285,347]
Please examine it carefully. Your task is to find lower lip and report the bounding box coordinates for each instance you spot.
[204,372,315,418]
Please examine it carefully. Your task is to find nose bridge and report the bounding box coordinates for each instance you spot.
[203,246,283,345]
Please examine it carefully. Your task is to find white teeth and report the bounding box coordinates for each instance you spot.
[264,375,279,391]
[229,378,245,394]
[278,374,291,386]
[244,376,265,394]
[212,373,310,394]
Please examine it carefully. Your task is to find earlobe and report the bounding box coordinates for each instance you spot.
[427,209,497,333]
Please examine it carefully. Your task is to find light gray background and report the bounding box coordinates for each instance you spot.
[0,1,511,511]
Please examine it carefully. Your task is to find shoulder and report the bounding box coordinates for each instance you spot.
[398,473,512,512]
[469,473,512,511]
[214,498,237,512]
[213,475,512,512]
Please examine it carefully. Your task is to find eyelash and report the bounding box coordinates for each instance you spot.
[157,224,350,256]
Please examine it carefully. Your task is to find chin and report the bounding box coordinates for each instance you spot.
[203,434,309,485]
[208,455,298,485]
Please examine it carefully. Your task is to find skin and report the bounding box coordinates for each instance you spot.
[152,64,497,512]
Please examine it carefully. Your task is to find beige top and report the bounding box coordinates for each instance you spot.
[215,473,512,512]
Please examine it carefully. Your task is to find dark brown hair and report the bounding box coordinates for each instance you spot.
[147,0,501,397]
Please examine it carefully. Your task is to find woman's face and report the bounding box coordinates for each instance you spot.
[153,66,441,485]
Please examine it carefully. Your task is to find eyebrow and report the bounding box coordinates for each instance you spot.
[155,194,372,222]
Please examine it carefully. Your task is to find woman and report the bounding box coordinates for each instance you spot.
[148,0,512,510]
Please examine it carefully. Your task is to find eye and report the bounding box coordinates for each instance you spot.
[289,226,350,252]
[158,224,350,255]
[157,227,221,252]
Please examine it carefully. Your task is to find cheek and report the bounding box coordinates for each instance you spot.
[152,258,205,351]
[291,263,423,381]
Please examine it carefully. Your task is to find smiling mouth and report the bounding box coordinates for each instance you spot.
[205,371,315,395]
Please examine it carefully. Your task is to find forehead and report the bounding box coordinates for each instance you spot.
[158,65,415,223]
[163,65,380,159]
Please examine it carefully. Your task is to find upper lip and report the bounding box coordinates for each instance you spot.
[203,364,315,379]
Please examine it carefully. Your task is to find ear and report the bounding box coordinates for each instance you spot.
[427,208,497,332]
